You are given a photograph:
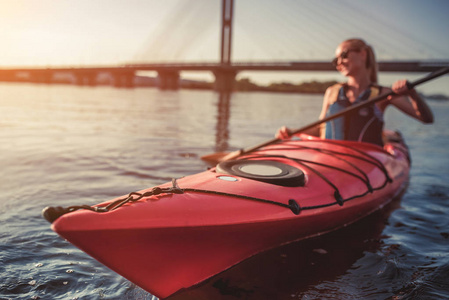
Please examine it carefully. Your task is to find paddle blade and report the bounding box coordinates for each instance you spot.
[200,152,230,164]
[201,149,243,165]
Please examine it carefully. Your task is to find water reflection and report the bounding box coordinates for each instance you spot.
[215,93,231,152]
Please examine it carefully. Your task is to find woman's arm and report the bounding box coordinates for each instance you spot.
[388,80,434,123]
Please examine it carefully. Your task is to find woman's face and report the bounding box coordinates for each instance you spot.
[333,42,366,76]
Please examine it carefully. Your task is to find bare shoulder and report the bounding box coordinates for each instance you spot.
[323,86,333,100]
[324,83,343,105]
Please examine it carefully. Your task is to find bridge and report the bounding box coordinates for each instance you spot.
[1,60,448,91]
[1,0,448,91]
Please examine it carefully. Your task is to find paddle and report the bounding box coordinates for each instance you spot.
[201,67,449,164]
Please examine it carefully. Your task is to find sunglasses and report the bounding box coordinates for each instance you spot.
[332,48,361,67]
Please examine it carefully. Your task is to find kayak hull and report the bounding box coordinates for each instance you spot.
[50,132,410,298]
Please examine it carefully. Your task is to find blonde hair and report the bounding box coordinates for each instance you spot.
[342,39,378,83]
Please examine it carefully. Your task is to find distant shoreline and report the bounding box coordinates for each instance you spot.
[173,76,449,100]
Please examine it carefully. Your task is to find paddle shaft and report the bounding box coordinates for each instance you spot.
[239,67,449,155]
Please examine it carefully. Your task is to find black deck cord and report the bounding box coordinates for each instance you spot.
[102,181,300,214]
[244,152,373,191]
[42,142,394,223]
[43,160,391,224]
[42,182,184,223]
[242,152,387,206]
[267,140,390,175]
[263,145,381,190]
[269,140,392,181]
[42,178,301,223]
[240,140,394,205]
[288,139,393,182]
[181,187,301,215]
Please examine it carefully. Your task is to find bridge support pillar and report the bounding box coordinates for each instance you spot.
[214,70,236,92]
[113,71,135,88]
[158,71,179,90]
[74,72,98,86]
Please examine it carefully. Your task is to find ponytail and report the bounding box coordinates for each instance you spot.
[365,44,378,83]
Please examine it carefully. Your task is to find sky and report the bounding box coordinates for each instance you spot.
[1,0,448,93]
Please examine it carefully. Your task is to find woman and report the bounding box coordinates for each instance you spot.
[276,38,433,146]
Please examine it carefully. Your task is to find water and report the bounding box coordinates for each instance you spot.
[0,83,448,300]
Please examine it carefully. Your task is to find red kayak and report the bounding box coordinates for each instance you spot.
[44,131,410,299]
